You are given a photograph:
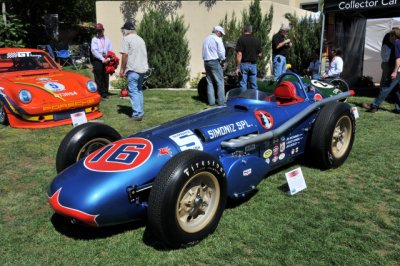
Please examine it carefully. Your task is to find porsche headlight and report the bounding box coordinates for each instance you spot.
[87,81,97,92]
[19,90,32,104]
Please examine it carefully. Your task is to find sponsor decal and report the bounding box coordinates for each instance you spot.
[243,168,252,176]
[169,129,203,151]
[206,120,252,140]
[286,134,304,149]
[158,146,172,157]
[42,99,95,111]
[280,136,285,142]
[254,110,274,130]
[265,158,270,164]
[7,52,32,58]
[84,137,153,172]
[263,149,272,158]
[273,138,279,145]
[280,142,286,152]
[273,145,279,155]
[37,78,51,82]
[48,188,98,226]
[279,153,286,160]
[272,156,279,163]
[55,91,78,97]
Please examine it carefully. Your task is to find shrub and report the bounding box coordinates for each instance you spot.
[220,0,273,77]
[0,11,27,47]
[137,9,190,88]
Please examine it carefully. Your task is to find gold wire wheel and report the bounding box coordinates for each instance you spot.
[331,115,352,159]
[176,171,220,233]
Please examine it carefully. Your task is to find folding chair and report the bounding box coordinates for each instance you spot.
[55,49,73,68]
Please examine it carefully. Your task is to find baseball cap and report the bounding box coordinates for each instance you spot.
[121,21,135,30]
[95,23,104,31]
[214,25,225,35]
[280,23,290,31]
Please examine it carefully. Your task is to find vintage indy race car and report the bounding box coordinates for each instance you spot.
[0,48,102,128]
[48,73,356,248]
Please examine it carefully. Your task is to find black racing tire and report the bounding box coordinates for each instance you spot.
[310,101,355,169]
[55,122,122,173]
[0,102,8,125]
[197,76,208,102]
[197,76,221,103]
[147,150,227,248]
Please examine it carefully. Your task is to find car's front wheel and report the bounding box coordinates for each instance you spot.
[147,150,227,248]
[0,102,8,125]
[310,101,355,169]
[56,122,121,173]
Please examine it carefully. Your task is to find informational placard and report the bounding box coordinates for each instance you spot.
[351,107,359,119]
[71,111,87,127]
[285,167,307,195]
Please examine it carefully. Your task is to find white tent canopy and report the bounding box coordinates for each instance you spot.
[363,17,400,84]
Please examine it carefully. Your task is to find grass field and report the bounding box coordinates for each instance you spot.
[0,90,399,265]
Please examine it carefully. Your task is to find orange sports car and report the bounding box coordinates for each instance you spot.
[0,48,102,128]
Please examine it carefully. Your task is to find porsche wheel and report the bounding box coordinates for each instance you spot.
[310,102,355,169]
[147,150,227,248]
[0,102,8,125]
[56,122,121,173]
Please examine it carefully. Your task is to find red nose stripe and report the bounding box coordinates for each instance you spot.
[49,188,99,226]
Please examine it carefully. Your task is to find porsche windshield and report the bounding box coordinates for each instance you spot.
[0,51,58,72]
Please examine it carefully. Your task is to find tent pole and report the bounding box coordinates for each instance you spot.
[319,11,325,75]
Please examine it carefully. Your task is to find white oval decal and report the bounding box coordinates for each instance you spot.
[44,82,65,92]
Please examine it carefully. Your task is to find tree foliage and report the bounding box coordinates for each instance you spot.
[0,12,27,47]
[137,9,190,88]
[220,0,273,77]
[1,0,96,46]
[285,13,322,74]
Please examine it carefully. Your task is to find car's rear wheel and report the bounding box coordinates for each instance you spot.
[147,150,227,248]
[329,78,349,102]
[56,122,121,173]
[0,102,8,125]
[310,102,355,169]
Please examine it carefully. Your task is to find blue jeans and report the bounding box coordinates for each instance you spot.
[239,63,257,92]
[127,71,145,118]
[204,60,225,105]
[273,54,286,79]
[372,71,400,111]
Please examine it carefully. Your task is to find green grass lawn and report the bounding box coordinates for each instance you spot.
[0,90,399,265]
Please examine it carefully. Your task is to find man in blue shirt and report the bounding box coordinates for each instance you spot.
[202,26,226,106]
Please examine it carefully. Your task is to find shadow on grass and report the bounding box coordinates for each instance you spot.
[51,213,146,240]
[117,105,132,117]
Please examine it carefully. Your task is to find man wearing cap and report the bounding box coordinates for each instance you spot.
[119,21,149,121]
[272,24,292,79]
[202,25,226,106]
[91,23,113,99]
[234,25,262,91]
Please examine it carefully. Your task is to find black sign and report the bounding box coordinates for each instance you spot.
[324,0,400,13]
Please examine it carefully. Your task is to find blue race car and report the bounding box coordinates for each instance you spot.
[48,73,356,248]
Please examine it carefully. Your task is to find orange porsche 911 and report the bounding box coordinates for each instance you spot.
[0,48,102,128]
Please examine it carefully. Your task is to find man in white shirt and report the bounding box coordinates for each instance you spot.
[202,26,226,106]
[323,48,343,78]
[119,21,149,121]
